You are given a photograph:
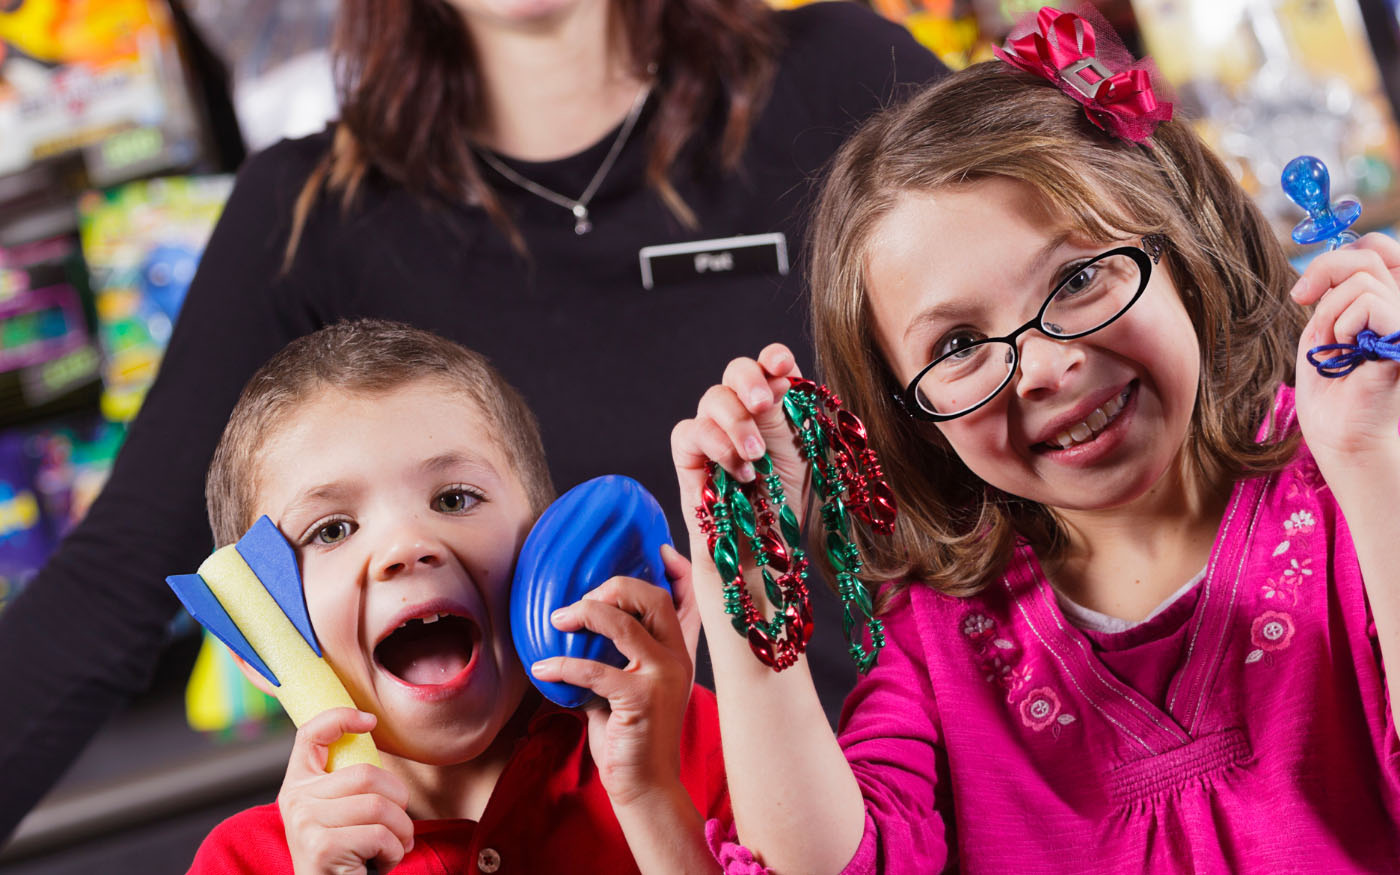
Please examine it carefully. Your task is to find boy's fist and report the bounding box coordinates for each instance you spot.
[279,708,414,874]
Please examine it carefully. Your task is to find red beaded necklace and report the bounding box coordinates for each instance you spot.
[696,378,897,673]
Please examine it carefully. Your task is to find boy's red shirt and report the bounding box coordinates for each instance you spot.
[188,685,729,874]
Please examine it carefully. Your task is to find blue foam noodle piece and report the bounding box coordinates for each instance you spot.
[235,515,320,656]
[167,572,280,687]
[512,475,673,707]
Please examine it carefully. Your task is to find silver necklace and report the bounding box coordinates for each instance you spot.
[476,79,653,235]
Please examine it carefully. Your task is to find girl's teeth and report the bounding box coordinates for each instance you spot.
[1050,388,1130,450]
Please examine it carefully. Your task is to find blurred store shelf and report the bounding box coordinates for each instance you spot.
[0,636,292,873]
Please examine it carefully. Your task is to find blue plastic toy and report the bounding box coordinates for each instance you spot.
[1281,155,1360,250]
[512,475,673,707]
[1279,155,1400,378]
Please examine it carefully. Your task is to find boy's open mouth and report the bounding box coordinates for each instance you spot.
[374,612,480,687]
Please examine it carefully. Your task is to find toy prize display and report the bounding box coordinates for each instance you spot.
[0,236,111,616]
[0,236,103,419]
[78,175,233,422]
[0,0,203,185]
[872,0,989,69]
[0,431,52,616]
[1131,0,1400,231]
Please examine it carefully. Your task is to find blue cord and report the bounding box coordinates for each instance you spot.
[1306,329,1400,377]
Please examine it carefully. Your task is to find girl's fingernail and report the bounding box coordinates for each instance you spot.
[744,436,764,459]
[749,388,769,407]
[1289,277,1306,300]
[531,660,553,677]
[550,608,568,625]
[738,462,756,481]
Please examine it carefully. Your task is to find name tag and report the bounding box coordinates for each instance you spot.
[638,233,789,290]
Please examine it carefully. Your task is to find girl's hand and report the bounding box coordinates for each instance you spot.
[278,709,414,874]
[1290,233,1400,489]
[528,547,696,808]
[670,343,807,550]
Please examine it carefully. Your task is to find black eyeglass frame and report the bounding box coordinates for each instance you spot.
[895,234,1168,423]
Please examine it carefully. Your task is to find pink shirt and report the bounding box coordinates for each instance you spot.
[834,389,1400,872]
[709,388,1400,872]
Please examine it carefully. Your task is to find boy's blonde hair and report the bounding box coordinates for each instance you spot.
[809,62,1306,601]
[207,319,555,547]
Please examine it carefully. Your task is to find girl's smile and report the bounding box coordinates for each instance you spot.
[866,178,1202,517]
[1029,381,1136,461]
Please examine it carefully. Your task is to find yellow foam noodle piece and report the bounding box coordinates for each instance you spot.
[199,545,380,771]
[185,631,234,732]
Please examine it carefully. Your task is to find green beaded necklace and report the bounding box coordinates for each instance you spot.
[697,378,896,673]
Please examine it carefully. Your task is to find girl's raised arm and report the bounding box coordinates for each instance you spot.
[672,344,867,873]
[1291,233,1400,727]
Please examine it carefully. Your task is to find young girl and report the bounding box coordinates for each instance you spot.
[671,9,1400,871]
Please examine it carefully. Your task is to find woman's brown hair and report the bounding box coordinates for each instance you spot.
[808,62,1306,604]
[287,0,778,259]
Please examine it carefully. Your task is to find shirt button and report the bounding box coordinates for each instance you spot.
[477,848,502,873]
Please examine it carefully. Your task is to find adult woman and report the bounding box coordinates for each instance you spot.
[0,0,942,835]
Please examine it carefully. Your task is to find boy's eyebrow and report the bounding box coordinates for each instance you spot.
[420,450,499,479]
[900,230,1076,344]
[280,482,358,524]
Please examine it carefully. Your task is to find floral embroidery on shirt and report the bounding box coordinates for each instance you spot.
[1285,455,1325,498]
[1250,611,1296,653]
[1284,510,1315,536]
[961,612,995,642]
[1019,687,1064,731]
[975,638,1023,687]
[1248,490,1315,664]
[1261,574,1299,606]
[961,610,1074,730]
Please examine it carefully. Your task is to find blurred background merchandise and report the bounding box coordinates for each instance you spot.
[3,0,1400,871]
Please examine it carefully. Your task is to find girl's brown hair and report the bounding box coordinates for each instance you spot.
[808,62,1306,603]
[288,0,779,259]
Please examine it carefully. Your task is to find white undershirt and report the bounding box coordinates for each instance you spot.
[1055,567,1207,634]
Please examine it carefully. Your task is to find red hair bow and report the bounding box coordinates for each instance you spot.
[993,7,1172,144]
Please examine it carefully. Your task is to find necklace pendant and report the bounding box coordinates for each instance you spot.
[572,204,592,235]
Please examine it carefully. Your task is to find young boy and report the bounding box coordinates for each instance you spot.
[188,320,727,874]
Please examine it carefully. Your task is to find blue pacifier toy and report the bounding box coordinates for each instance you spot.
[512,475,673,707]
[1282,155,1400,377]
[1281,155,1361,250]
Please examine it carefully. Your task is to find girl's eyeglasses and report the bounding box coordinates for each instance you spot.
[896,235,1168,422]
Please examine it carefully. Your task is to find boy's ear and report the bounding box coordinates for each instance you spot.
[230,653,281,699]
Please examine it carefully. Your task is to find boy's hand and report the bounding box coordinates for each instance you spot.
[278,709,414,875]
[528,546,696,808]
[1290,233,1400,492]
[670,343,808,551]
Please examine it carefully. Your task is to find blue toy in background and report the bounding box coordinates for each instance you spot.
[512,475,673,708]
[0,431,52,616]
[1281,155,1360,251]
[138,243,200,324]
